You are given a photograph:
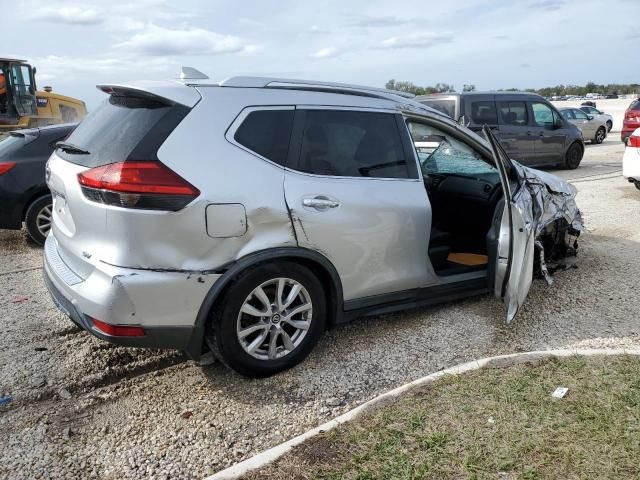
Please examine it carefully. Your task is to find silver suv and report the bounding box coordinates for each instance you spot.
[44,70,582,377]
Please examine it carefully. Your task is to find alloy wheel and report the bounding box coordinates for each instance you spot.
[236,278,313,361]
[36,204,53,237]
[595,128,605,144]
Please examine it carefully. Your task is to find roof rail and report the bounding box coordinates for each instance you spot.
[218,76,415,100]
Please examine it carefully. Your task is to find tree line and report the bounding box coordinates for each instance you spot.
[386,79,640,96]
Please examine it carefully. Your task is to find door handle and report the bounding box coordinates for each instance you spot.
[302,196,340,210]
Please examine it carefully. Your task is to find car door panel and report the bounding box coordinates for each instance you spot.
[284,109,431,301]
[529,102,567,165]
[483,126,535,323]
[495,100,534,164]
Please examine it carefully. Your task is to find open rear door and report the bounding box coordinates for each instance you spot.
[483,126,535,323]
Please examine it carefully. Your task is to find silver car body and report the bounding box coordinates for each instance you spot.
[43,74,583,365]
[559,107,608,142]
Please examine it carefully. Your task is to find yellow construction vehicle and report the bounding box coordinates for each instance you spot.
[0,57,87,134]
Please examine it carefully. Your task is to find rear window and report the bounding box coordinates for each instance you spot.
[58,94,188,167]
[497,101,528,126]
[630,99,640,111]
[234,109,294,167]
[470,101,498,124]
[0,135,26,160]
[419,99,456,118]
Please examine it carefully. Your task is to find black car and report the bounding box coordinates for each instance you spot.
[0,123,76,244]
[415,92,585,169]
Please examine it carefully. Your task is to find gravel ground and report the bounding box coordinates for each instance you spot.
[1,136,639,480]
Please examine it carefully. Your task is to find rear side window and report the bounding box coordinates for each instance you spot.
[497,101,528,126]
[296,110,411,179]
[58,94,188,168]
[234,109,294,167]
[470,101,498,124]
[419,99,456,118]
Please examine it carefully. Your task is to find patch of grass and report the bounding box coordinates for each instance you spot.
[243,356,640,480]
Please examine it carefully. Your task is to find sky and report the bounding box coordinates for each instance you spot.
[2,0,638,108]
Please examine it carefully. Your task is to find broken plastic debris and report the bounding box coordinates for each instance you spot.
[0,396,12,406]
[551,386,569,399]
[487,416,495,424]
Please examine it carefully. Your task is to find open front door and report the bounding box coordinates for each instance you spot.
[483,126,535,323]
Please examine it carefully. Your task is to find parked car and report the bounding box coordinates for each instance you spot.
[581,100,597,108]
[622,98,640,144]
[579,105,613,132]
[43,73,582,377]
[559,107,607,144]
[623,127,640,190]
[0,123,76,244]
[415,92,585,169]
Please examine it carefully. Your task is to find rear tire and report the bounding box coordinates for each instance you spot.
[24,195,53,246]
[606,120,612,132]
[210,261,327,377]
[593,126,606,144]
[564,143,583,170]
[635,181,640,191]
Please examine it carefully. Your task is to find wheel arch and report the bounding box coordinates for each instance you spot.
[185,247,344,359]
[22,190,52,220]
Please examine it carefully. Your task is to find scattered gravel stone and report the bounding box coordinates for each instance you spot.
[58,388,72,400]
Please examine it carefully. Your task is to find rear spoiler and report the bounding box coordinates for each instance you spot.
[95,81,201,108]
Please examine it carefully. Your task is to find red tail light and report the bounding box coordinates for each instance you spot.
[0,162,16,176]
[92,318,145,337]
[625,110,640,121]
[629,136,640,148]
[77,161,199,211]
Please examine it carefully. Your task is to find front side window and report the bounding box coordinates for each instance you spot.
[531,102,555,127]
[497,101,528,126]
[573,109,589,120]
[561,110,575,120]
[408,121,497,176]
[470,101,498,124]
[234,109,294,167]
[297,110,410,179]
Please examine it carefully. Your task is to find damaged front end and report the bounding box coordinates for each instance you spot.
[514,163,584,284]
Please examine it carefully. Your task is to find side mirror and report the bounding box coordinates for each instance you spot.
[587,115,594,121]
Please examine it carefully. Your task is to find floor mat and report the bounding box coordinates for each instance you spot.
[447,252,488,266]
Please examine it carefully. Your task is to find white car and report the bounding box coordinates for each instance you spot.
[623,127,640,190]
[580,106,614,132]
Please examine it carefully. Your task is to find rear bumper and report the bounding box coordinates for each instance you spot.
[622,127,639,143]
[43,235,221,354]
[623,147,640,181]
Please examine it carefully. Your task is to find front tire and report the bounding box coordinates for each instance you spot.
[24,195,53,246]
[564,143,583,170]
[210,262,327,377]
[635,181,640,191]
[593,126,606,144]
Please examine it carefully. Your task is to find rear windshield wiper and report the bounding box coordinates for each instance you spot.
[56,141,90,155]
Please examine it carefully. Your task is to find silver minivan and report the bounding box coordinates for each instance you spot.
[44,72,582,377]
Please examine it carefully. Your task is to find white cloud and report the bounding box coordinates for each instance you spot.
[115,24,257,56]
[33,6,102,25]
[309,47,339,59]
[379,32,453,49]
